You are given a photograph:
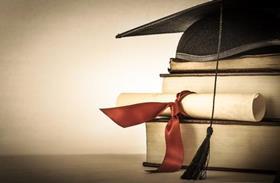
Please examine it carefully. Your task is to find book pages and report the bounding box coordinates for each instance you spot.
[169,54,280,72]
[146,122,280,170]
[161,74,280,119]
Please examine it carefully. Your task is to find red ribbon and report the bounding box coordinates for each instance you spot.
[100,90,193,172]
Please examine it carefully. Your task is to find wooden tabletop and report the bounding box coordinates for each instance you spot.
[0,154,275,183]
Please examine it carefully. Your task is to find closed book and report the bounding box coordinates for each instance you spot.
[145,119,280,172]
[161,72,280,120]
[169,54,280,73]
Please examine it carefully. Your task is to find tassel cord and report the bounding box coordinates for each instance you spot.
[205,1,224,176]
[210,0,223,128]
[205,0,224,176]
[181,1,224,180]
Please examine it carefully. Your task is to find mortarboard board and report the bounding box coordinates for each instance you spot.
[116,0,280,61]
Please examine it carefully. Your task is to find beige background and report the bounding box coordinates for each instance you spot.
[0,0,206,155]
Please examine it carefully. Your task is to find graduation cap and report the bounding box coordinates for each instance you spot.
[115,0,280,180]
[116,0,280,61]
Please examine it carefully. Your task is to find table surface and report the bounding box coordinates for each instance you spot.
[0,154,276,183]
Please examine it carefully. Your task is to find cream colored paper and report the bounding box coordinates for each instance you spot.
[117,93,266,122]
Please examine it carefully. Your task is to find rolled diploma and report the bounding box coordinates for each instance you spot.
[117,93,266,122]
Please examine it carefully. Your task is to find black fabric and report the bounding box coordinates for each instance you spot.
[235,46,280,57]
[176,9,280,61]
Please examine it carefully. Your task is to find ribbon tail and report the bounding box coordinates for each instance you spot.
[100,102,170,127]
[158,117,184,172]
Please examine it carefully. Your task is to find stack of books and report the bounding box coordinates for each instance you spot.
[114,0,280,173]
[144,54,280,172]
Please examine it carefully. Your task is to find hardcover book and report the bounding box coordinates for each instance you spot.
[145,118,280,172]
[169,54,280,73]
[161,72,280,120]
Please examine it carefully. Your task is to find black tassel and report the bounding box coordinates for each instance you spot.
[181,126,213,180]
[181,1,222,180]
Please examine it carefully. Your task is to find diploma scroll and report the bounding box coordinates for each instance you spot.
[117,93,266,122]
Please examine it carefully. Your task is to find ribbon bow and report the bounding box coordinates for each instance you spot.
[100,90,193,172]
